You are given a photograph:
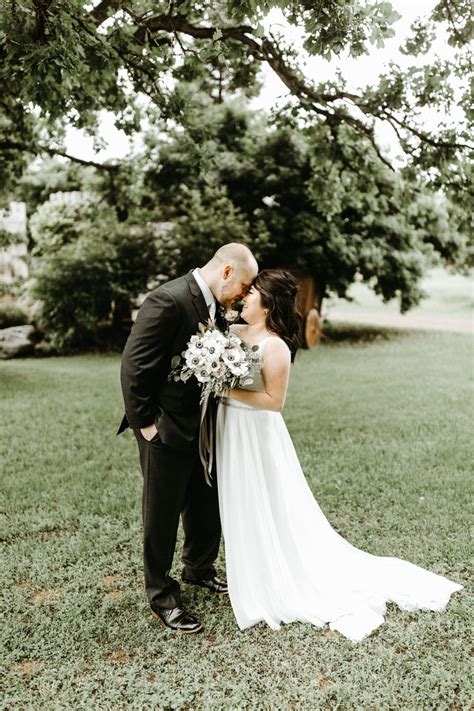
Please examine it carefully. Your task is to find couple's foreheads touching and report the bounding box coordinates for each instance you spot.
[198,242,259,308]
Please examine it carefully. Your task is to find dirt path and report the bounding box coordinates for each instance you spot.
[325,309,473,335]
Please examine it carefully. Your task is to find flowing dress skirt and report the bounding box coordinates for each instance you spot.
[215,398,462,642]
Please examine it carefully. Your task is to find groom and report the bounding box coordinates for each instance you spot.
[118,243,258,633]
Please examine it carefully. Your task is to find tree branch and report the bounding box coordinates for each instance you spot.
[85,9,471,166]
[133,13,253,44]
[90,0,121,26]
[0,140,119,172]
[441,0,467,45]
[381,111,473,151]
[129,14,392,164]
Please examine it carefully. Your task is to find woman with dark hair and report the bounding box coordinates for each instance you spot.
[215,268,461,642]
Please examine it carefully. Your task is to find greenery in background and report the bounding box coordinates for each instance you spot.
[0,296,29,328]
[326,267,473,325]
[0,0,471,201]
[0,225,26,249]
[1,329,471,708]
[13,104,470,354]
[143,103,468,313]
[28,197,160,352]
[0,1,472,349]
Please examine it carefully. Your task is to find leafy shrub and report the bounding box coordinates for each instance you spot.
[0,297,29,328]
[29,197,160,352]
[29,198,117,256]
[31,241,114,351]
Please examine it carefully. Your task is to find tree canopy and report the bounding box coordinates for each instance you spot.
[0,0,472,201]
[139,103,468,312]
[1,0,472,352]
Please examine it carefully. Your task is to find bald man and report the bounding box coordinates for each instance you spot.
[119,244,258,633]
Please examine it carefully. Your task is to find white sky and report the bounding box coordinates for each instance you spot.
[65,0,453,162]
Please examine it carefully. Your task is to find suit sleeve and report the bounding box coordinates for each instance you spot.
[120,288,179,429]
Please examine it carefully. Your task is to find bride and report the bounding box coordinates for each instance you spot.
[215,269,462,642]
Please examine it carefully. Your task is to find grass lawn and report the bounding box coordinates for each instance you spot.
[1,327,472,709]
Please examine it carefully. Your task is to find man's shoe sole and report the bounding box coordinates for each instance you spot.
[150,609,204,634]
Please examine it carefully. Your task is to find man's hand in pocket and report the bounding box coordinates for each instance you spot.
[140,424,158,441]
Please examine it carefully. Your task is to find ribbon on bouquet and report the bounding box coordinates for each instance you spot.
[199,394,215,487]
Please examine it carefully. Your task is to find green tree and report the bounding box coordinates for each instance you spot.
[28,197,160,351]
[0,0,471,201]
[144,103,468,313]
[0,226,22,249]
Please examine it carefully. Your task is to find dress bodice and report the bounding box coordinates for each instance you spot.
[217,335,287,414]
[239,340,265,392]
[218,337,279,412]
[237,336,281,392]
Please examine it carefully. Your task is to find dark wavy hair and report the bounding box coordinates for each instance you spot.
[252,269,303,362]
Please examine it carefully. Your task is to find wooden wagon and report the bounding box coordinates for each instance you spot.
[293,273,323,348]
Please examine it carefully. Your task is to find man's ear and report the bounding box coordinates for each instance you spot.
[223,265,232,280]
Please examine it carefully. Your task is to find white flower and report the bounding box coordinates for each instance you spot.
[192,337,206,350]
[222,347,244,366]
[224,309,240,323]
[185,352,202,368]
[207,342,225,357]
[228,361,249,377]
[202,331,226,356]
[195,368,212,383]
[187,343,203,356]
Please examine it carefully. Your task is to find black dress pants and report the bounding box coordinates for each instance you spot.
[133,429,221,609]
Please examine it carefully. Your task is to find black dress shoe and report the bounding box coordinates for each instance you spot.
[150,605,204,634]
[182,574,228,595]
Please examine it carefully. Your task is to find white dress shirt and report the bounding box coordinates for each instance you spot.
[192,268,216,321]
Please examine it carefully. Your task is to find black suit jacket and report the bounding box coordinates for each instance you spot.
[118,270,221,449]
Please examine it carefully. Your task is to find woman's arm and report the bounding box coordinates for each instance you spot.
[226,338,291,412]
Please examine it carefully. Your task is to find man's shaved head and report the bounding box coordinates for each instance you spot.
[200,242,258,308]
[206,243,258,278]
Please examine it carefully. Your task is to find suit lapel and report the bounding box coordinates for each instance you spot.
[185,270,212,326]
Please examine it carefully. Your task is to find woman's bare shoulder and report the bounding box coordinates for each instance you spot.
[229,323,246,335]
[263,336,291,360]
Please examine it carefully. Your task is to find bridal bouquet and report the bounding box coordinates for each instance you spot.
[168,321,261,404]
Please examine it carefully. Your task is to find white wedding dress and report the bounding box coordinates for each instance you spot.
[215,336,462,642]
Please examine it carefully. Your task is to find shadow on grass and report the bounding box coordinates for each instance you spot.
[320,320,411,344]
